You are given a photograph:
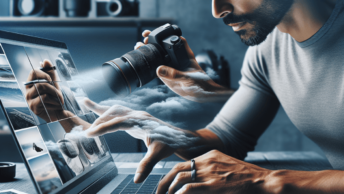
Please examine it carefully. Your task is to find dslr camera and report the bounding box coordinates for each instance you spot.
[97,0,139,17]
[102,23,190,97]
[13,0,58,17]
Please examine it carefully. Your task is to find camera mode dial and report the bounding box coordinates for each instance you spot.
[170,36,181,44]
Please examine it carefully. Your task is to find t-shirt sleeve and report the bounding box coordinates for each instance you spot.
[239,46,275,97]
[206,46,280,160]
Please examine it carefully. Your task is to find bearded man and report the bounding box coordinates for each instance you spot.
[84,0,344,193]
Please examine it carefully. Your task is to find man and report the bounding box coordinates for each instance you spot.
[87,0,344,193]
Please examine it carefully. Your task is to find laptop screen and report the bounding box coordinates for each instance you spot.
[0,31,113,194]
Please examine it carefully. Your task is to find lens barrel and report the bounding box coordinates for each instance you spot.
[102,43,165,97]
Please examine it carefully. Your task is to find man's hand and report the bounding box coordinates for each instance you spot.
[84,99,180,183]
[135,30,234,103]
[25,60,68,122]
[157,150,271,194]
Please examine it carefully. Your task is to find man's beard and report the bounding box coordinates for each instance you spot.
[223,0,294,46]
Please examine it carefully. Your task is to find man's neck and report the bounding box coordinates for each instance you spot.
[277,0,337,42]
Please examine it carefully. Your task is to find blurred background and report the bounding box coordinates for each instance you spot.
[0,0,325,162]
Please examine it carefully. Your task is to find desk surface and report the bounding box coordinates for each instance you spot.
[0,152,333,194]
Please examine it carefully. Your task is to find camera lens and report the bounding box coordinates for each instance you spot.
[107,1,122,16]
[109,3,119,12]
[102,44,166,97]
[18,0,45,16]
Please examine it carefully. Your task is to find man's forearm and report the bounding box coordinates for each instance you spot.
[174,128,225,160]
[264,170,344,194]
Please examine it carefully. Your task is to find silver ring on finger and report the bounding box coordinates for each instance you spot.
[191,159,196,181]
[191,169,196,181]
[191,159,195,171]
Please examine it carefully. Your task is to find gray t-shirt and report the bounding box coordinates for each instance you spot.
[207,0,344,169]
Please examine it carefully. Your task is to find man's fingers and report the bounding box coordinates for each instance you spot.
[144,37,149,44]
[180,37,195,60]
[83,98,110,116]
[34,83,64,105]
[86,116,129,137]
[142,30,151,37]
[41,60,59,82]
[135,42,145,50]
[135,141,175,183]
[28,97,46,116]
[168,171,192,194]
[175,183,209,194]
[156,162,191,194]
[27,69,52,83]
[156,66,188,81]
[134,148,160,183]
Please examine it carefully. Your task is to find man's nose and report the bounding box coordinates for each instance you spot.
[212,0,233,18]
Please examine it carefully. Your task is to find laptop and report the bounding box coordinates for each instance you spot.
[0,30,170,194]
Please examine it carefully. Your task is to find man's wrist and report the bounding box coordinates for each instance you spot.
[264,170,344,194]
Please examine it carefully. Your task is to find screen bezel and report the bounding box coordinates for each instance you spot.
[0,30,117,194]
[0,100,42,194]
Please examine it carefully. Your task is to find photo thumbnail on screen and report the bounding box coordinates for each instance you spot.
[1,43,52,125]
[2,43,90,125]
[28,154,62,194]
[45,117,109,177]
[0,81,36,130]
[48,50,79,81]
[0,45,15,81]
[15,126,48,159]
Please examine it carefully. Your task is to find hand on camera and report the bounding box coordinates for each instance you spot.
[84,99,180,183]
[135,30,233,103]
[25,60,72,122]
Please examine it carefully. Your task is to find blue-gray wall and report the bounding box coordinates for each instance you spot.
[0,0,325,161]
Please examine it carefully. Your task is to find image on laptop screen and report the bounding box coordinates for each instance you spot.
[0,34,111,194]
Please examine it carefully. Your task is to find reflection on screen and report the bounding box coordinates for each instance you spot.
[0,43,110,194]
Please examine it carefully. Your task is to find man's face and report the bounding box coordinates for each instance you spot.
[213,0,294,46]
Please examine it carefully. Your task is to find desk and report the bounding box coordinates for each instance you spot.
[0,152,333,193]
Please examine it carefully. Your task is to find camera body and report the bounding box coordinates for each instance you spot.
[146,23,189,72]
[97,0,138,17]
[102,23,190,97]
[64,0,91,17]
[13,0,58,17]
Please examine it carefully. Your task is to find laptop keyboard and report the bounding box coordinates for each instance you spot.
[111,174,164,194]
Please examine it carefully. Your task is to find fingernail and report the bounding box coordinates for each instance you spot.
[134,173,141,182]
[159,67,167,77]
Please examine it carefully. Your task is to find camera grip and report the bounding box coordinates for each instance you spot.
[163,36,191,71]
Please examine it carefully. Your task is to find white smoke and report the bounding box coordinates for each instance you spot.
[69,125,87,137]
[205,67,220,80]
[97,85,224,129]
[125,119,200,149]
[186,72,211,81]
[44,140,66,163]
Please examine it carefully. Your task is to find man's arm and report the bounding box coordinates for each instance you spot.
[173,84,280,160]
[157,149,344,194]
[84,83,280,184]
[265,169,344,194]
